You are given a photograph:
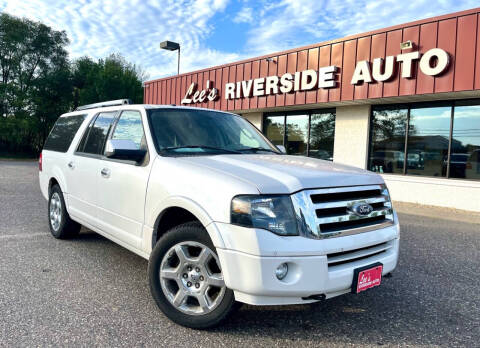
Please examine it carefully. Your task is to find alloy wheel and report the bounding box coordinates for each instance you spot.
[49,192,62,231]
[159,241,226,316]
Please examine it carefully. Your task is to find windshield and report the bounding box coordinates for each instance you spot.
[147,108,279,156]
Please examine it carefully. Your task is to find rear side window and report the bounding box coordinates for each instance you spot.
[43,114,87,152]
[77,112,116,155]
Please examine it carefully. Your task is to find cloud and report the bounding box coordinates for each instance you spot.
[233,6,253,23]
[241,0,480,56]
[0,0,236,79]
[0,0,478,80]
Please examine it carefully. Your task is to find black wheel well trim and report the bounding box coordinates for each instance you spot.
[47,177,73,216]
[152,206,202,250]
[48,177,60,195]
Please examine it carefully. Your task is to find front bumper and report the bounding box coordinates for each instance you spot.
[213,220,400,305]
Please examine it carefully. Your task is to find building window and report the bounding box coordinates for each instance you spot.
[264,114,284,146]
[286,114,309,155]
[452,101,480,180]
[407,106,450,177]
[264,110,335,160]
[369,107,407,174]
[368,100,480,181]
[310,112,335,161]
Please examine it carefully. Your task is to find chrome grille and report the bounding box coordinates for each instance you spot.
[291,185,394,239]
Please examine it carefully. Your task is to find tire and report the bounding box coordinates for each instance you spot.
[48,184,81,239]
[148,222,238,329]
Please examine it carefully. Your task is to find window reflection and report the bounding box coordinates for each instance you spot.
[264,115,284,146]
[286,114,309,156]
[264,111,336,160]
[407,106,451,177]
[310,112,335,161]
[369,108,407,174]
[112,111,145,148]
[81,112,116,155]
[451,104,480,180]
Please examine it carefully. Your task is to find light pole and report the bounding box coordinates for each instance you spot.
[160,40,180,75]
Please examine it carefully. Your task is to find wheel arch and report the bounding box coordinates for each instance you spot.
[48,177,60,195]
[150,197,225,250]
[48,164,69,195]
[47,172,71,215]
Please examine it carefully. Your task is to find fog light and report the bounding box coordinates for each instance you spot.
[275,263,288,280]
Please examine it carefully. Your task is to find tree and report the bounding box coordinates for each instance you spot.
[0,13,146,156]
[72,54,145,108]
[0,13,71,155]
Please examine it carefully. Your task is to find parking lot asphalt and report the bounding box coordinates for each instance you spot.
[0,160,479,347]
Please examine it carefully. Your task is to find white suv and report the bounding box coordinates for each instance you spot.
[39,99,400,328]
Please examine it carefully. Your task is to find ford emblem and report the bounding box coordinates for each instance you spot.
[351,203,374,216]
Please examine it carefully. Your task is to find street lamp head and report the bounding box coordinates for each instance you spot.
[160,40,181,75]
[160,40,180,51]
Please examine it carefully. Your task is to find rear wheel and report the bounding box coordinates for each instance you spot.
[148,222,237,329]
[48,184,81,239]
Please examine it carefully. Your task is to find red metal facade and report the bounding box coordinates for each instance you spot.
[144,8,480,111]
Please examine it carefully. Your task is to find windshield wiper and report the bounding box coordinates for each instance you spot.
[234,147,279,153]
[161,145,241,154]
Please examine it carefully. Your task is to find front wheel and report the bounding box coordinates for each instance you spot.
[148,222,238,329]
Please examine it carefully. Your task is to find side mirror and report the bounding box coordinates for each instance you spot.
[105,139,146,163]
[276,145,287,154]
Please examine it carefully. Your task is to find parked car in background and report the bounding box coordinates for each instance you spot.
[309,149,333,161]
[39,100,400,329]
[466,149,480,180]
[443,153,469,178]
[370,150,404,173]
[407,152,424,170]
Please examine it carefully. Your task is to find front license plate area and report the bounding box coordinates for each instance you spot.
[351,262,383,294]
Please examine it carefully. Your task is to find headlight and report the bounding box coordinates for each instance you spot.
[231,195,298,236]
[381,184,396,223]
[381,184,392,208]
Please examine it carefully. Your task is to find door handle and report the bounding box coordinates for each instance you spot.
[68,161,75,169]
[100,168,110,178]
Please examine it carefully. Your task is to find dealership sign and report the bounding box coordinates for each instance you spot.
[181,80,219,104]
[181,47,449,104]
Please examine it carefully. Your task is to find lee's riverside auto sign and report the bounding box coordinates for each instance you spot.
[181,47,450,104]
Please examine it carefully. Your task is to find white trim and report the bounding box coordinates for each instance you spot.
[381,174,480,212]
[381,174,480,189]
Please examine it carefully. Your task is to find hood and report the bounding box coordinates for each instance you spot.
[177,154,384,194]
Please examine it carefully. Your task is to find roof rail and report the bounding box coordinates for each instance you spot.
[75,99,133,111]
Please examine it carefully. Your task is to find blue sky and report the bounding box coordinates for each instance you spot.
[1,0,478,80]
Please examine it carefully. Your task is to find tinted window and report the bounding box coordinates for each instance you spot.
[310,112,335,161]
[112,111,145,149]
[369,107,407,174]
[286,114,308,156]
[43,114,86,152]
[451,104,480,180]
[407,106,451,177]
[80,112,116,155]
[76,119,92,152]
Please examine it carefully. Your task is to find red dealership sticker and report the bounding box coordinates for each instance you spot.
[352,264,383,294]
